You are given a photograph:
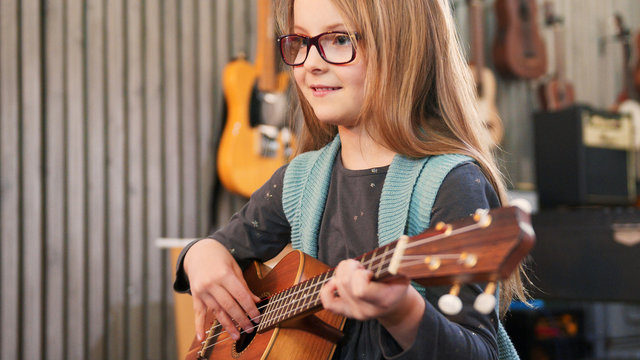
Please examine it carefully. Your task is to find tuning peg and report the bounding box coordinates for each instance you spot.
[435,222,452,235]
[473,209,492,228]
[473,282,497,314]
[510,198,532,214]
[438,284,462,315]
[424,255,441,270]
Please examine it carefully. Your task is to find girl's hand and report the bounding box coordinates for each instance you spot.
[319,259,425,348]
[184,239,261,341]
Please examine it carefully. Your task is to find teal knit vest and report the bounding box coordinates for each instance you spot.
[282,135,519,359]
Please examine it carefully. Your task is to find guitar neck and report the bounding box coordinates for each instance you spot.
[257,242,398,331]
[470,0,485,80]
[256,0,278,92]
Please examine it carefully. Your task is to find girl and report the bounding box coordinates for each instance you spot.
[175,0,527,358]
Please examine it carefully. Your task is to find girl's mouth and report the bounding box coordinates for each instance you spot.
[311,86,341,96]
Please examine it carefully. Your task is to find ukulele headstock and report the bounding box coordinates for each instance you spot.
[389,203,535,314]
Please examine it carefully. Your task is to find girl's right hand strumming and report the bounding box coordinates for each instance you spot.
[183,239,261,341]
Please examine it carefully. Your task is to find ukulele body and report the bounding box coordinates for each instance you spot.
[493,0,547,79]
[185,250,345,360]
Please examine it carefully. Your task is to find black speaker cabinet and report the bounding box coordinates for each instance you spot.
[533,104,636,208]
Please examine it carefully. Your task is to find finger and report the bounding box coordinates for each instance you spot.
[320,278,344,313]
[231,265,263,307]
[221,276,261,322]
[213,306,241,340]
[192,296,210,341]
[213,287,256,333]
[351,268,374,298]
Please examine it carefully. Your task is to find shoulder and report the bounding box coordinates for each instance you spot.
[431,161,501,223]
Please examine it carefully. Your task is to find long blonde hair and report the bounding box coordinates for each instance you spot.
[275,0,527,316]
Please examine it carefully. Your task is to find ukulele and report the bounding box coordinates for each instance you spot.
[186,204,535,360]
[537,0,575,111]
[468,0,504,147]
[493,0,547,79]
[217,0,294,198]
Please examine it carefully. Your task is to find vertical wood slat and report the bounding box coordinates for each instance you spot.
[86,0,107,358]
[181,0,198,236]
[162,2,182,357]
[44,1,65,359]
[21,0,44,359]
[106,0,127,358]
[144,0,166,358]
[126,0,146,358]
[198,0,216,236]
[67,0,87,358]
[0,0,20,358]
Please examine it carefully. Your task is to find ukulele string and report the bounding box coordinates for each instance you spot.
[201,220,484,351]
[199,247,400,350]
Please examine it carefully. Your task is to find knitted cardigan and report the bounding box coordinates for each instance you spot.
[281,135,519,360]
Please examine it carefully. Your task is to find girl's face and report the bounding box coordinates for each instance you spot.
[292,0,366,128]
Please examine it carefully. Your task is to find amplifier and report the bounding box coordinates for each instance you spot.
[533,104,636,208]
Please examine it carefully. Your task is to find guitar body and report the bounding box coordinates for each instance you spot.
[217,57,292,197]
[538,78,575,111]
[493,0,547,79]
[469,64,504,144]
[185,250,346,360]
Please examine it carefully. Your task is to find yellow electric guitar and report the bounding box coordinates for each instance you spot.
[468,0,504,147]
[217,0,294,198]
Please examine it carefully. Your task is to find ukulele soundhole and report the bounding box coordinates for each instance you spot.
[231,297,269,357]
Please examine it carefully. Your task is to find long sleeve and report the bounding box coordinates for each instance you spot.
[173,165,291,293]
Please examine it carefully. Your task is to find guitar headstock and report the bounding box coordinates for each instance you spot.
[388,204,535,314]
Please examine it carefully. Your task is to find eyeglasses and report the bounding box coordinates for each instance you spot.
[277,31,359,66]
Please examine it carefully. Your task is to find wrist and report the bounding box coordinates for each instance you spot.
[377,287,425,349]
[184,238,219,276]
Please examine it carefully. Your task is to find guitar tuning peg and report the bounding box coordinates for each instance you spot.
[473,282,497,315]
[510,198,532,214]
[438,284,462,315]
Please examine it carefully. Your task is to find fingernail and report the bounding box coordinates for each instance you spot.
[231,332,239,340]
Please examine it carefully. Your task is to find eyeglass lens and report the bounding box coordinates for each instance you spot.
[280,33,355,65]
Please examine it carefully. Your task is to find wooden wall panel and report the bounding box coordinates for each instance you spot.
[0,1,638,360]
[126,0,145,358]
[105,0,127,358]
[0,0,20,357]
[21,0,44,359]
[44,1,65,359]
[86,0,107,358]
[144,1,167,359]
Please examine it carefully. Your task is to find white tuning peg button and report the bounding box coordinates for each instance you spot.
[510,198,532,214]
[474,293,496,314]
[438,294,463,315]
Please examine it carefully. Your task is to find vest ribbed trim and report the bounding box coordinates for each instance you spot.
[282,135,341,258]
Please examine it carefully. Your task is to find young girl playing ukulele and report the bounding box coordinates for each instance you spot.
[175,0,527,358]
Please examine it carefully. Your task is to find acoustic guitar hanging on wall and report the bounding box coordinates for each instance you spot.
[537,0,575,111]
[467,0,504,147]
[217,0,294,198]
[493,0,547,79]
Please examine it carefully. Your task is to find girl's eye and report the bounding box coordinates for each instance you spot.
[333,35,352,46]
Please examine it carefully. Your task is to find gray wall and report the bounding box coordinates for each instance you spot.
[0,0,638,359]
